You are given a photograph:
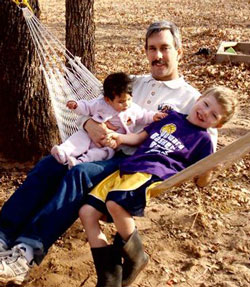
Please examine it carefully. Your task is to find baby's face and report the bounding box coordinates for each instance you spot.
[108,93,132,112]
[187,94,224,129]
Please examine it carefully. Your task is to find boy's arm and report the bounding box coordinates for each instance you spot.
[194,170,213,187]
[194,162,223,187]
[191,133,215,187]
[108,131,148,148]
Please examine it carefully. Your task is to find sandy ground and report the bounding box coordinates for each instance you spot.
[0,0,249,286]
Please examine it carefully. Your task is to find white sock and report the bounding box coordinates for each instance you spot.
[0,239,7,248]
[17,243,34,263]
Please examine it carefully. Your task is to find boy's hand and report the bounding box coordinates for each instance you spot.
[66,100,78,109]
[153,112,167,121]
[194,163,223,187]
[104,132,121,149]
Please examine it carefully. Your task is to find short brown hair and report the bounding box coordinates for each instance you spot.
[202,86,238,125]
[145,21,182,50]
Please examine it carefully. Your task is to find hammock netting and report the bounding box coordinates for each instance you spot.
[21,7,102,141]
[16,3,250,192]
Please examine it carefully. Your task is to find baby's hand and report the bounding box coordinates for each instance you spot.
[66,100,78,109]
[153,112,167,121]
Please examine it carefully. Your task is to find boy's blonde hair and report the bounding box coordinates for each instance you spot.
[202,86,238,125]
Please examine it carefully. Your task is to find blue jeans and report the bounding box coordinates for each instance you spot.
[0,153,125,264]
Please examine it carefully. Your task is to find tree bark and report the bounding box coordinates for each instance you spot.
[65,0,95,73]
[0,0,59,162]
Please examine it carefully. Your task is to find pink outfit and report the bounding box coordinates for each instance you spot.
[59,97,156,162]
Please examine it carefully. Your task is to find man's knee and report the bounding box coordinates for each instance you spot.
[68,162,104,190]
[34,155,65,175]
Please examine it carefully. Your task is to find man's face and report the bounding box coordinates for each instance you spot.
[145,30,181,81]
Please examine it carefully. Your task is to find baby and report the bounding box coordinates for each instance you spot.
[51,72,165,168]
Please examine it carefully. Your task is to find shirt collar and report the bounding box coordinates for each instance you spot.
[144,74,185,89]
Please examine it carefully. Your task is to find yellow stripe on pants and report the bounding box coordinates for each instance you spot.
[89,170,152,202]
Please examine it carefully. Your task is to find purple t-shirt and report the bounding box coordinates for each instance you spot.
[120,110,213,180]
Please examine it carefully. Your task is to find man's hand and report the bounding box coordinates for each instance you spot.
[84,119,108,147]
[66,100,78,110]
[153,112,167,121]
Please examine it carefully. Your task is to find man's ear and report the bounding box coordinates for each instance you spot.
[177,48,183,60]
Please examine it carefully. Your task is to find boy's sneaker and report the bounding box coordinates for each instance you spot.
[0,245,33,285]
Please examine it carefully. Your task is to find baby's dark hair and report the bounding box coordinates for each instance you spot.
[103,72,133,100]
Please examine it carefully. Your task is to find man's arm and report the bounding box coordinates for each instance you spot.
[84,119,108,147]
[84,118,120,147]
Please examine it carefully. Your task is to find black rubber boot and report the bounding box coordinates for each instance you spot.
[91,245,122,287]
[114,230,149,286]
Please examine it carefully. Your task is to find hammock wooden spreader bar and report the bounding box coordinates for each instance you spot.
[150,132,250,196]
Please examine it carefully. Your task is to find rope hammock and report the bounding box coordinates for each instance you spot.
[15,1,102,141]
[12,1,250,193]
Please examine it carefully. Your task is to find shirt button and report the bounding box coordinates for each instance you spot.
[147,100,151,104]
[152,83,156,87]
[151,91,155,96]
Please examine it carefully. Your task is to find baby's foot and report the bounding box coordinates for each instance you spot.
[67,156,78,169]
[51,145,67,164]
[67,155,87,169]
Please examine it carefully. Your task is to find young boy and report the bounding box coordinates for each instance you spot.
[79,86,238,287]
[51,72,165,168]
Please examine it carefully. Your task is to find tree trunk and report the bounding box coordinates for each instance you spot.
[65,0,95,73]
[0,0,60,162]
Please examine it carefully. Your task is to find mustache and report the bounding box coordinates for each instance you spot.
[152,60,166,66]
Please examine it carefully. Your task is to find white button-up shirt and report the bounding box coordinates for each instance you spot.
[132,75,200,129]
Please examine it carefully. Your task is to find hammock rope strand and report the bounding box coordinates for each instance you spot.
[14,3,102,142]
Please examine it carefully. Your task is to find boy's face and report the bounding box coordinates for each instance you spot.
[106,93,132,112]
[188,94,224,129]
[145,30,182,81]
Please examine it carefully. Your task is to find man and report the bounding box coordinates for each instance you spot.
[84,21,217,147]
[0,21,217,285]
